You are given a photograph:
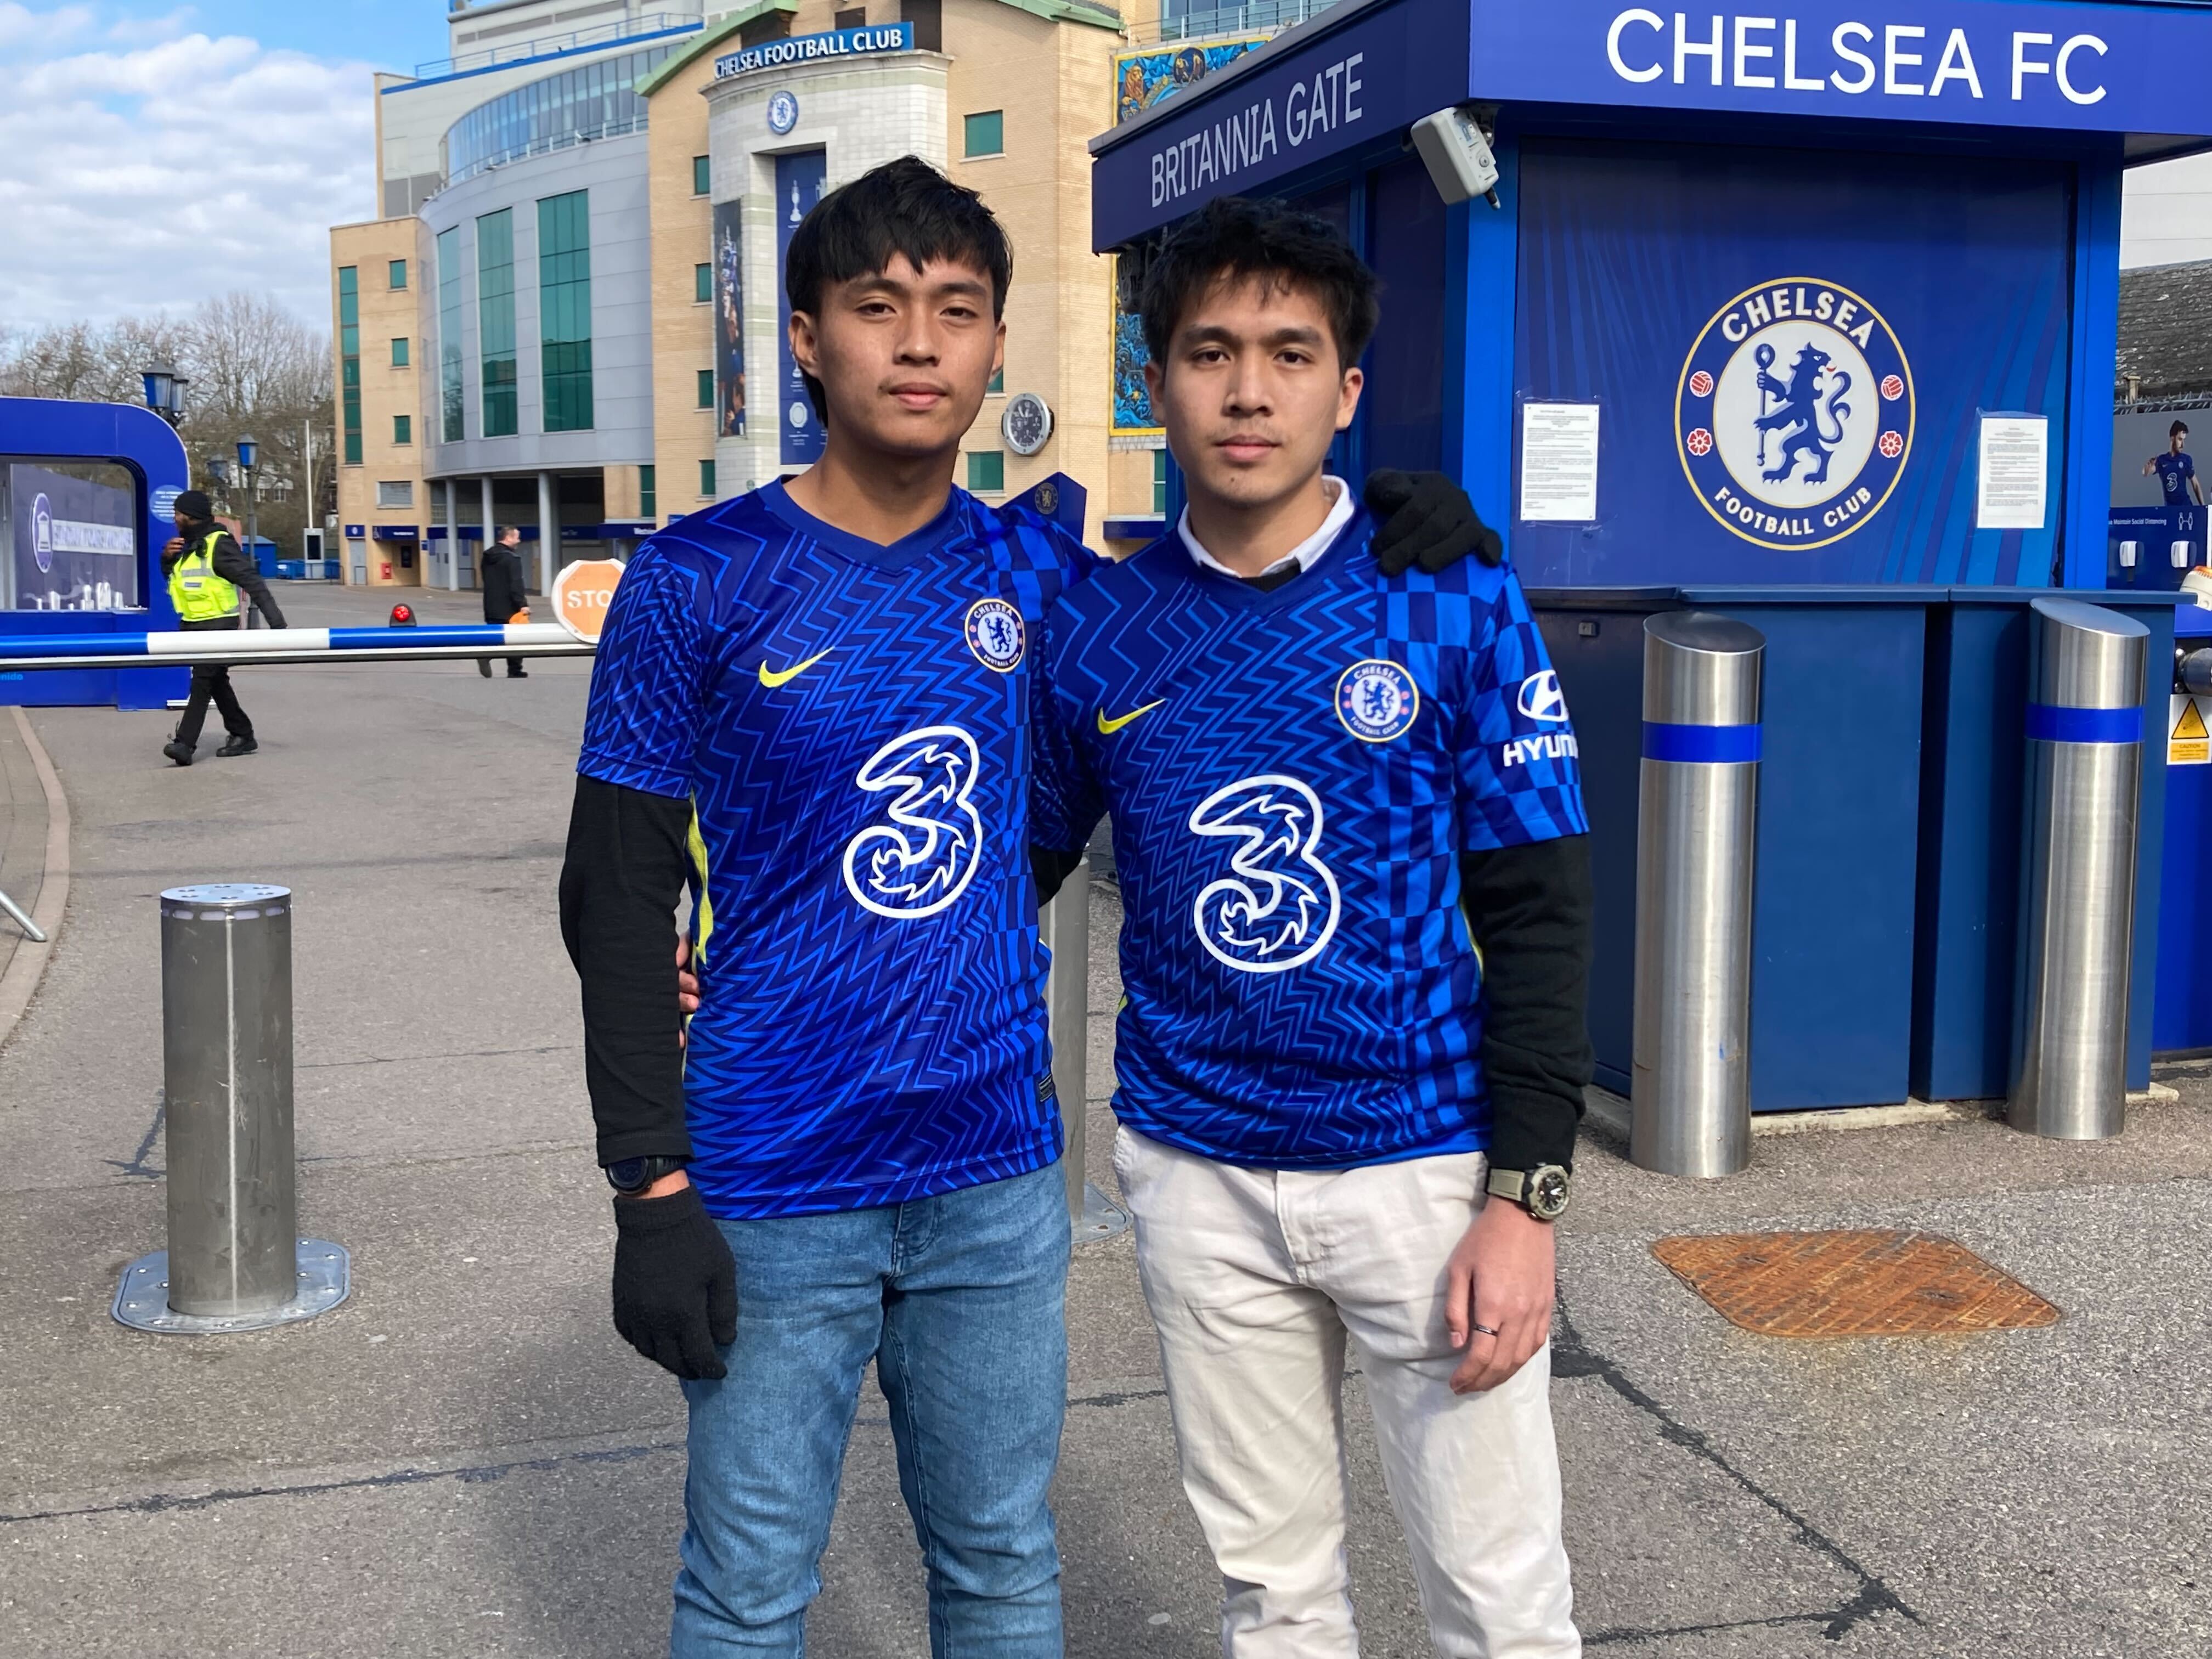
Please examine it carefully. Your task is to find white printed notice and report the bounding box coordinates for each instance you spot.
[1977,416,2049,531]
[1520,402,1601,522]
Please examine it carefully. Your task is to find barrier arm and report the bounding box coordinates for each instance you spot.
[0,623,595,673]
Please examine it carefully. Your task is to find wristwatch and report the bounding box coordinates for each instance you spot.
[604,1154,689,1197]
[1487,1164,1571,1222]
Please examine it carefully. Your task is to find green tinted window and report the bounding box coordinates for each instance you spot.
[964,110,1003,157]
[391,337,410,368]
[988,366,1003,394]
[692,154,710,196]
[477,208,517,438]
[967,451,1004,493]
[699,458,715,497]
[695,262,712,303]
[1153,447,1167,514]
[697,369,714,408]
[538,191,593,433]
[437,227,465,442]
[389,259,408,290]
[338,267,362,464]
[393,415,412,445]
[639,464,656,519]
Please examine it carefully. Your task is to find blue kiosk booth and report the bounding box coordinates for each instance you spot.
[0,397,190,710]
[1091,0,2212,1109]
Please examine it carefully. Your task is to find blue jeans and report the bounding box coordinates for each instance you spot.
[670,1161,1070,1657]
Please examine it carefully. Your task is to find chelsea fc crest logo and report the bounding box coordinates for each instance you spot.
[964,597,1025,673]
[1335,659,1418,743]
[1677,279,1914,552]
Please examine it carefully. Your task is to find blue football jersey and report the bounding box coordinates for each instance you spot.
[2155,450,2197,507]
[579,481,1096,1218]
[1033,511,1587,1169]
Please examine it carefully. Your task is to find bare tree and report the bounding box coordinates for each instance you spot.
[0,294,335,555]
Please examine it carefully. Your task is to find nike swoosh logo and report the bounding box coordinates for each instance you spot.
[1097,699,1164,736]
[758,650,832,689]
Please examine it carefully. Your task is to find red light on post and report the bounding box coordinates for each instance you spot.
[389,603,416,627]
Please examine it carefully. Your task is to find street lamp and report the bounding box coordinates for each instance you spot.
[236,436,260,613]
[140,363,188,427]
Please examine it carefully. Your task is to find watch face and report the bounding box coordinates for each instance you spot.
[605,1156,648,1190]
[1528,1166,1571,1221]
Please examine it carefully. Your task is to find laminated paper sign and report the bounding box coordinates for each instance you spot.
[1521,402,1601,523]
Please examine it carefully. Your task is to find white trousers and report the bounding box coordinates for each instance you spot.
[1114,1127,1579,1659]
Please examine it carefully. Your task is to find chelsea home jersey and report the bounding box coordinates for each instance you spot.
[1033,510,1587,1170]
[579,481,1096,1218]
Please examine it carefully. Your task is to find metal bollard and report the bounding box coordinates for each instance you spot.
[113,884,349,1333]
[2008,598,2148,1140]
[1630,612,1765,1177]
[1040,856,1128,1243]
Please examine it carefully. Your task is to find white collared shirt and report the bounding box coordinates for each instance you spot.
[1179,476,1354,583]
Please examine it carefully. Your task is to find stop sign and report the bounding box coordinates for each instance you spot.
[552,558,625,644]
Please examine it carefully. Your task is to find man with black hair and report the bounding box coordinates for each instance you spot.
[160,489,285,765]
[2145,420,2205,509]
[1032,195,1589,1656]
[562,156,1500,1657]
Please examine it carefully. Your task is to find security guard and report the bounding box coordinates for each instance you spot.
[161,490,287,766]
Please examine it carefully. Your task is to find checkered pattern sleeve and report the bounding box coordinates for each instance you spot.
[577,542,708,802]
[1028,601,1108,857]
[1452,569,1590,852]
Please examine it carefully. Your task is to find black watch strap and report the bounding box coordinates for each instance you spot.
[605,1154,689,1195]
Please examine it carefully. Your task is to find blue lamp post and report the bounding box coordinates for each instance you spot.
[236,436,260,598]
[140,363,187,428]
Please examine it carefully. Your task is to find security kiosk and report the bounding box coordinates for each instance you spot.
[1090,0,2212,1115]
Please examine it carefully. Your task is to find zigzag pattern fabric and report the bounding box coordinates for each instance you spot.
[1033,510,1587,1169]
[580,481,1097,1217]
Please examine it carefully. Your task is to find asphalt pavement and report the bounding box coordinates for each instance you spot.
[1,580,2208,1657]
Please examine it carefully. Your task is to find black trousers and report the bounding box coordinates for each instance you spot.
[176,663,252,746]
[477,655,526,676]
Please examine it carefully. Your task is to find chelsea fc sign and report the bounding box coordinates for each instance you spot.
[1677,277,1914,552]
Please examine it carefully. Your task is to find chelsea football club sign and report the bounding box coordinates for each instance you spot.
[1676,278,1914,552]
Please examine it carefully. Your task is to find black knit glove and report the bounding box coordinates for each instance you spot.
[611,1183,737,1380]
[1364,469,1504,575]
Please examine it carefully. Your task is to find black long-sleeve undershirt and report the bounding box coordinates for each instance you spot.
[560,775,694,1165]
[1458,834,1594,1172]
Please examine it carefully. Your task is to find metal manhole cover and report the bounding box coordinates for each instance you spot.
[1651,1228,2059,1338]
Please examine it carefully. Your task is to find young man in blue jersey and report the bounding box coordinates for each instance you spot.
[2145,420,2205,509]
[1032,196,1594,1656]
[561,159,1497,1657]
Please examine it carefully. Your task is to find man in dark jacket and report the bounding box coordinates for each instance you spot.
[477,525,531,680]
[161,490,286,766]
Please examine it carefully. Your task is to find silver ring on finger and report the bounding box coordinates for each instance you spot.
[1470,1322,1500,1337]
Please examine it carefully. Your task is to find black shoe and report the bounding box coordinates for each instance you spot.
[216,736,258,758]
[508,668,528,679]
[162,741,193,767]
[478,659,493,679]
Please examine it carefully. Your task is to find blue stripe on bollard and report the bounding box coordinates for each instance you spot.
[1642,721,1763,764]
[2023,703,2142,745]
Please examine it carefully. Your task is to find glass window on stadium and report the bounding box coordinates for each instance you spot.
[440,44,680,188]
[338,266,362,465]
[437,226,465,442]
[539,190,593,433]
[478,208,518,438]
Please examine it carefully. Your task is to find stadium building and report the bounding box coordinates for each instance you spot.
[330,0,1206,590]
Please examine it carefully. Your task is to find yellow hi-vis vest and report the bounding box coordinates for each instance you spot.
[169,531,240,622]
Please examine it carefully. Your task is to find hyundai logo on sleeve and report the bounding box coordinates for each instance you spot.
[1516,669,1569,724]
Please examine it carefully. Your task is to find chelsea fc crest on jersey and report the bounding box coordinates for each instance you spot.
[1676,279,1915,553]
[964,597,1025,673]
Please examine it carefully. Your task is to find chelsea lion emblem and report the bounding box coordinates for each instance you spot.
[1677,279,1914,553]
[964,597,1025,673]
[1335,659,1418,743]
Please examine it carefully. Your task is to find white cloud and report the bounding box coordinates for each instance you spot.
[0,4,373,329]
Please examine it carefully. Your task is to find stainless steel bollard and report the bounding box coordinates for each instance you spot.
[1630,612,1765,1177]
[1040,856,1128,1243]
[113,884,348,1334]
[2008,598,2148,1140]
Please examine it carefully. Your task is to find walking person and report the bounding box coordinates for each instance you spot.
[161,489,285,766]
[1032,196,1592,1656]
[477,524,531,679]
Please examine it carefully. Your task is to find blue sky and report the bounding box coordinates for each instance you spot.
[132,1,448,75]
